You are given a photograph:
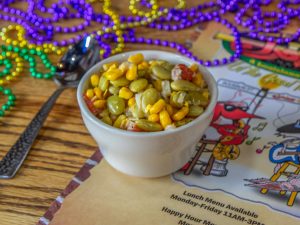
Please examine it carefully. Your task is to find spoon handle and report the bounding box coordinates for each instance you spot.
[0,87,66,179]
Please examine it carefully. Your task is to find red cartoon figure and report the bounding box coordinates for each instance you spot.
[183,100,263,176]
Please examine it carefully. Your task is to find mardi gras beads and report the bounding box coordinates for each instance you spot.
[0,86,16,117]
[0,25,65,55]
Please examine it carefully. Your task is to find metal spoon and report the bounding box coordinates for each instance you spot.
[0,35,101,179]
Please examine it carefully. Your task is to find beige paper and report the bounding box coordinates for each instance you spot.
[51,160,299,225]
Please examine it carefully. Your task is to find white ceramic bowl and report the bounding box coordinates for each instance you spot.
[77,50,218,177]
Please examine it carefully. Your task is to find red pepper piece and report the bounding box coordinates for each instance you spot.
[83,95,101,115]
[178,64,194,81]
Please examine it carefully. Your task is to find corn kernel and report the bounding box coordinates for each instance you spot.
[172,106,189,121]
[104,68,124,81]
[113,114,127,129]
[166,104,174,116]
[148,114,159,122]
[101,116,113,125]
[189,63,199,72]
[145,104,152,113]
[203,90,209,100]
[90,74,100,87]
[153,79,162,91]
[86,89,94,99]
[93,87,102,98]
[138,61,149,70]
[128,53,144,64]
[119,62,129,73]
[93,100,106,109]
[128,97,136,107]
[126,64,138,80]
[192,73,204,87]
[103,61,118,71]
[159,110,172,128]
[119,87,133,99]
[149,99,166,114]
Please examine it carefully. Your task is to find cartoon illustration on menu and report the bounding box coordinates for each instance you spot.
[245,120,300,207]
[182,74,279,177]
[173,22,300,218]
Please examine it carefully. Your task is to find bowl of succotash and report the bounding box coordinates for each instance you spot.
[77,50,218,177]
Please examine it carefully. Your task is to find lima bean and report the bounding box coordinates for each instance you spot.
[141,88,160,113]
[136,119,163,131]
[188,105,204,117]
[151,65,171,80]
[108,85,120,95]
[110,77,130,87]
[129,78,148,92]
[174,118,194,127]
[170,91,187,108]
[107,96,125,115]
[186,91,209,106]
[171,80,200,91]
[99,75,109,91]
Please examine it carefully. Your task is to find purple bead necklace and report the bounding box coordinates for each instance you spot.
[0,0,299,67]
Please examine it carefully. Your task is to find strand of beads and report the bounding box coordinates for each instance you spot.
[0,25,65,55]
[0,86,16,117]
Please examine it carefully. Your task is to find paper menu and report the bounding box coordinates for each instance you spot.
[50,160,299,225]
[49,22,300,225]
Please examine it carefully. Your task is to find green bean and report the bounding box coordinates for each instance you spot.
[129,78,148,92]
[107,96,125,115]
[136,119,163,131]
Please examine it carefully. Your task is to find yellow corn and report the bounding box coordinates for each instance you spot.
[189,63,199,72]
[93,87,102,99]
[192,73,205,87]
[119,62,129,73]
[86,89,94,99]
[172,106,189,121]
[103,61,118,71]
[126,64,138,80]
[104,67,124,81]
[166,104,174,116]
[113,114,127,129]
[101,116,113,125]
[138,61,149,70]
[148,114,159,122]
[159,110,172,128]
[153,79,162,91]
[90,74,100,87]
[128,53,144,64]
[119,87,133,99]
[145,104,152,113]
[93,100,106,109]
[128,97,136,107]
[203,90,209,100]
[149,99,166,114]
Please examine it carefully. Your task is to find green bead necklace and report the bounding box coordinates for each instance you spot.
[0,44,57,117]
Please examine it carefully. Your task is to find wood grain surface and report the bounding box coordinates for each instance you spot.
[0,1,291,225]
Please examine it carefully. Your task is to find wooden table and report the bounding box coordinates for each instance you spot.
[0,1,198,224]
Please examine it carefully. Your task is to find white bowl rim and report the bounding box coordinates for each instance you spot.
[77,50,218,137]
